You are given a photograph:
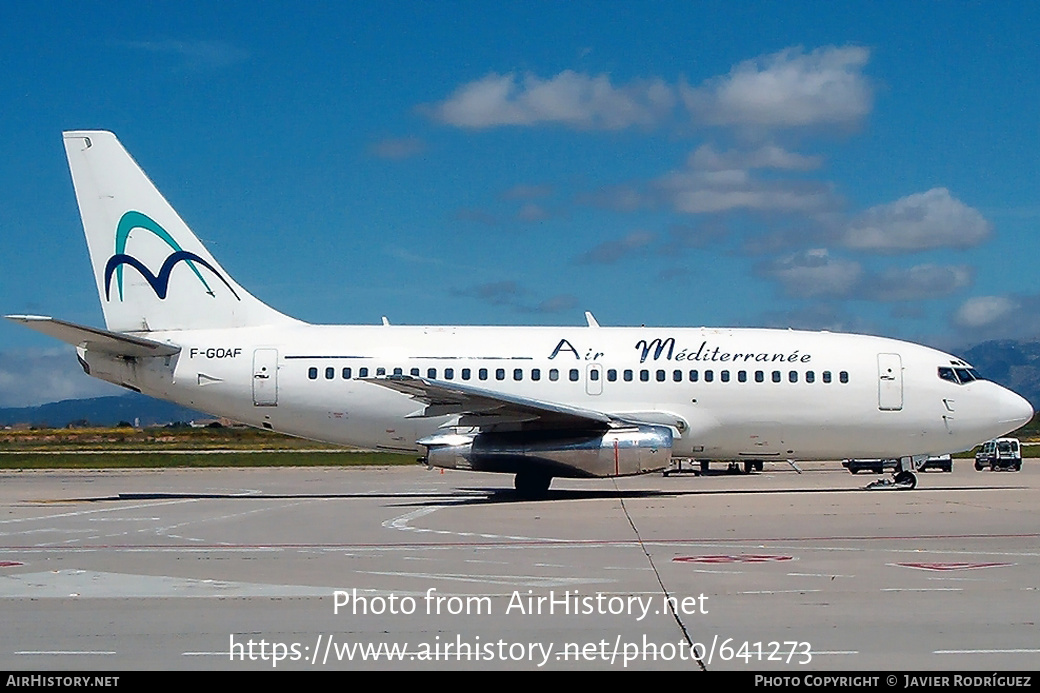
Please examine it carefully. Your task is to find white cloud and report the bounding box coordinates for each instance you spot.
[0,349,122,408]
[452,282,576,314]
[427,71,676,130]
[681,45,872,128]
[516,203,552,222]
[577,230,657,264]
[954,296,1017,329]
[122,40,249,70]
[870,264,974,302]
[688,144,823,171]
[667,185,834,214]
[759,248,863,298]
[653,142,837,215]
[575,185,647,212]
[844,188,992,253]
[428,45,871,133]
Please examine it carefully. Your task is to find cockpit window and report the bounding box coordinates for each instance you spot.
[939,366,986,385]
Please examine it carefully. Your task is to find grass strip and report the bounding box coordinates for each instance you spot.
[0,451,419,469]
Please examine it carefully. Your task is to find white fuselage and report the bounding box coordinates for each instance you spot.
[83,323,1030,462]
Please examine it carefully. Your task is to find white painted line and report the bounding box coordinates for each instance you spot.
[880,588,963,592]
[739,589,822,594]
[0,499,198,525]
[934,648,1040,654]
[787,573,854,578]
[357,570,604,587]
[17,651,116,655]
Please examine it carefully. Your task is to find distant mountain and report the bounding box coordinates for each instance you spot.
[958,340,1040,409]
[0,393,206,428]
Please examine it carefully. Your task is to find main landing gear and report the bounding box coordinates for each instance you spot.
[514,469,552,498]
[866,457,920,490]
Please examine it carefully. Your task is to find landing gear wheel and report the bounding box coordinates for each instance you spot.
[514,470,552,498]
[894,470,917,489]
[975,460,985,471]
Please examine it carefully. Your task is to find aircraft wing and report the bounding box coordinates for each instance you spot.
[5,315,181,358]
[364,375,613,430]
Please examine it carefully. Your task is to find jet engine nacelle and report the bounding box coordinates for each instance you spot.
[420,425,673,478]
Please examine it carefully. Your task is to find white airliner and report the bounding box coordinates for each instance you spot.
[6,131,1034,495]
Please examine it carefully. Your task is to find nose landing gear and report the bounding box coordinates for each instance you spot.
[865,457,921,490]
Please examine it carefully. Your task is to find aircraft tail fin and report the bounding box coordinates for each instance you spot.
[62,131,300,333]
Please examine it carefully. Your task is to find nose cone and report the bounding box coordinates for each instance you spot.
[998,387,1034,429]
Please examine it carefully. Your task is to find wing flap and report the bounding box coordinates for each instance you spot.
[6,315,181,358]
[365,375,611,430]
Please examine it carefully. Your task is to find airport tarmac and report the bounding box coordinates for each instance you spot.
[0,461,1037,671]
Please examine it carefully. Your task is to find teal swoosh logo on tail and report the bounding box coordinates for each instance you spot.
[113,211,213,300]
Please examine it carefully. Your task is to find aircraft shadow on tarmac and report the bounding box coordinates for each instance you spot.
[61,481,1023,507]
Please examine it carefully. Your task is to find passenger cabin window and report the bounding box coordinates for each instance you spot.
[359,367,369,377]
[737,370,747,382]
[549,369,559,381]
[308,367,318,380]
[704,370,714,383]
[532,369,541,381]
[607,369,617,382]
[410,368,419,377]
[772,370,781,383]
[806,371,815,383]
[721,370,730,382]
[673,370,683,382]
[689,370,699,382]
[640,370,649,382]
[444,368,454,380]
[822,371,831,383]
[342,367,352,379]
[755,370,764,383]
[496,368,505,380]
[479,368,488,380]
[589,369,599,381]
[839,371,848,383]
[569,369,579,382]
[462,368,471,380]
[623,370,633,382]
[427,368,437,379]
[393,367,403,376]
[514,368,523,381]
[376,367,386,376]
[789,371,798,383]
[656,370,666,382]
[325,367,335,380]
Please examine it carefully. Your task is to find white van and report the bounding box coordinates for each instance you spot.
[974,438,1022,471]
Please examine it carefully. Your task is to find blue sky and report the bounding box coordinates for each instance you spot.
[2,2,1039,405]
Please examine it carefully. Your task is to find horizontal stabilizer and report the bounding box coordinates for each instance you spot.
[5,315,181,358]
